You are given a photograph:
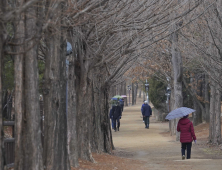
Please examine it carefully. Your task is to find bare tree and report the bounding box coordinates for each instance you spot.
[20,2,44,169]
[67,32,78,167]
[14,0,25,168]
[3,0,221,169]
[0,12,4,170]
[43,1,70,169]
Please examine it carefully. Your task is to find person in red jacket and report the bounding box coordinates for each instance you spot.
[177,115,196,160]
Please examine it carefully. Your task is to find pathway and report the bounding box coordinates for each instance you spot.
[112,99,222,170]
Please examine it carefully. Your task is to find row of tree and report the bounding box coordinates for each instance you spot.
[125,0,222,144]
[0,0,220,169]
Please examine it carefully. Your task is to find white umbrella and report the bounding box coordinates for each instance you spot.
[165,107,195,120]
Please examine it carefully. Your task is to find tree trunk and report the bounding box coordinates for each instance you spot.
[76,73,94,161]
[0,19,4,170]
[20,3,44,169]
[94,80,114,153]
[143,90,145,101]
[209,80,216,143]
[74,36,94,162]
[14,0,25,168]
[192,74,202,126]
[67,34,78,168]
[170,21,183,140]
[111,86,115,98]
[139,87,141,98]
[214,83,221,144]
[124,82,128,106]
[91,77,103,153]
[43,30,70,170]
[134,83,138,104]
[204,75,210,123]
[132,83,135,105]
[120,82,124,96]
[101,83,114,152]
[43,3,70,168]
[169,87,175,136]
[193,99,201,126]
[214,0,222,144]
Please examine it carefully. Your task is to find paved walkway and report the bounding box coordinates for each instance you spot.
[112,99,222,170]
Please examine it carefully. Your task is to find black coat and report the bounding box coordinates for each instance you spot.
[142,104,152,117]
[111,105,122,119]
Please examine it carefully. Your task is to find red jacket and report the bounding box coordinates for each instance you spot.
[177,118,196,143]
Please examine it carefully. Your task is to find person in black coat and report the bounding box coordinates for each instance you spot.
[141,100,146,122]
[142,101,152,129]
[111,102,122,132]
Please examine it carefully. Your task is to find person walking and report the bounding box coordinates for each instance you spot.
[142,101,152,129]
[111,101,122,132]
[141,100,146,122]
[177,115,196,160]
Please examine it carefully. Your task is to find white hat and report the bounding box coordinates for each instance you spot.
[144,101,148,104]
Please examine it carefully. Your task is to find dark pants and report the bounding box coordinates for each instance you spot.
[113,117,120,130]
[144,116,150,128]
[181,142,192,159]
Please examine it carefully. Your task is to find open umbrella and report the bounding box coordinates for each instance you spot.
[111,98,119,101]
[113,95,122,99]
[165,107,195,120]
[111,95,122,100]
[121,95,127,98]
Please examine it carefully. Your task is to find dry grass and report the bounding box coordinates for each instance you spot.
[71,153,146,170]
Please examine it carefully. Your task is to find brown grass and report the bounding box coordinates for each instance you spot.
[71,153,146,170]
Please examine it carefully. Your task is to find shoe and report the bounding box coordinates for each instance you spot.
[117,127,119,131]
[182,155,185,160]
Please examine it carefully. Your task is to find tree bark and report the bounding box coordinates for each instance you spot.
[192,74,202,126]
[169,87,176,136]
[74,35,94,162]
[43,26,70,170]
[143,90,145,101]
[91,69,114,153]
[67,34,78,168]
[0,19,4,170]
[204,75,210,123]
[170,21,183,140]
[43,2,70,169]
[214,83,221,144]
[123,82,128,106]
[134,83,138,104]
[214,0,222,144]
[14,0,25,168]
[139,87,141,98]
[193,99,201,126]
[101,83,114,152]
[209,80,216,143]
[132,83,135,105]
[20,3,44,169]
